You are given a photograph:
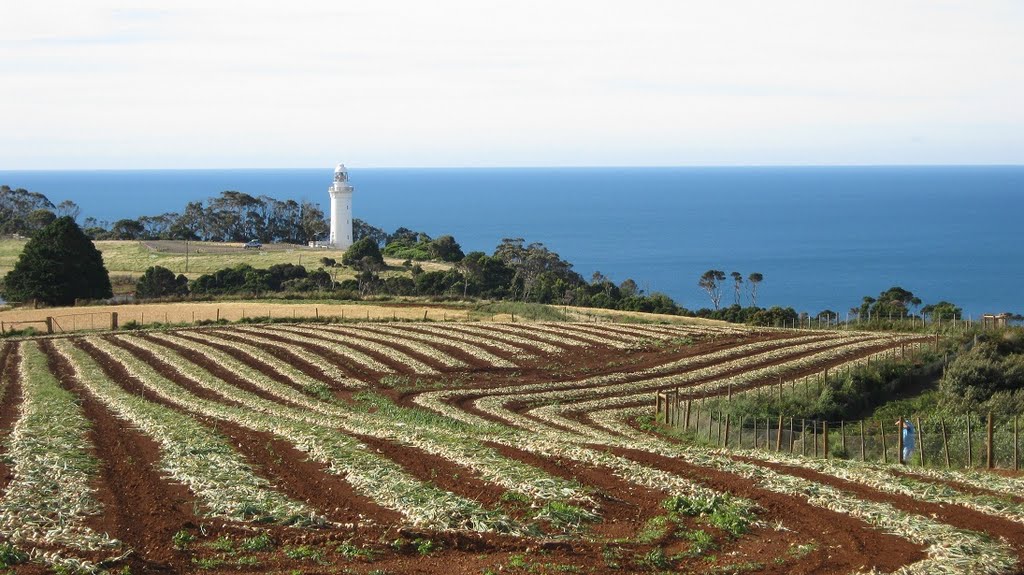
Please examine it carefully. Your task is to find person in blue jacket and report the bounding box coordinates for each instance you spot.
[897,419,915,464]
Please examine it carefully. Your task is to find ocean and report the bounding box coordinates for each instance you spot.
[1,166,1021,317]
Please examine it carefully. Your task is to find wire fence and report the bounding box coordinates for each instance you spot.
[659,407,1021,470]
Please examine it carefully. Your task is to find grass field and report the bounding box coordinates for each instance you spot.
[0,238,452,280]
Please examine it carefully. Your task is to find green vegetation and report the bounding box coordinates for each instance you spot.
[938,328,1024,416]
[3,217,112,305]
[0,185,61,237]
[134,265,188,298]
[382,228,464,262]
[283,544,326,563]
[698,351,943,422]
[342,237,385,266]
[0,543,28,568]
[172,529,195,549]
[240,532,275,552]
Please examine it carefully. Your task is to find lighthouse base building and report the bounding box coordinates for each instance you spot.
[329,164,354,249]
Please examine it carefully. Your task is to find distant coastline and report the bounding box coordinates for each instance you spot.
[2,165,1022,316]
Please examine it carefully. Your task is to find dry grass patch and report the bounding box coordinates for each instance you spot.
[0,302,471,333]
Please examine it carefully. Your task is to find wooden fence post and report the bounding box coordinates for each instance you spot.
[813,421,818,457]
[860,420,866,461]
[789,418,795,454]
[917,417,925,467]
[693,402,700,433]
[1014,415,1019,471]
[776,415,784,451]
[801,419,806,456]
[898,416,905,464]
[941,418,951,468]
[717,412,724,446]
[45,317,53,334]
[685,399,692,430]
[967,415,973,468]
[987,412,994,469]
[823,421,829,459]
[880,420,887,464]
[841,420,846,455]
[110,312,118,330]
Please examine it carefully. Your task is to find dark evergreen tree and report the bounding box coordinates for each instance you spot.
[3,216,112,305]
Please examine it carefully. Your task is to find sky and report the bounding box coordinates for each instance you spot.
[2,1,1022,169]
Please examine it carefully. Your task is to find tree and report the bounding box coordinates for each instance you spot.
[342,237,384,267]
[55,200,81,221]
[730,271,743,306]
[747,272,763,307]
[858,286,922,320]
[619,278,639,298]
[352,219,387,246]
[355,256,383,295]
[428,235,465,262]
[698,269,726,310]
[3,216,112,305]
[922,301,962,322]
[110,218,145,240]
[296,200,327,242]
[169,202,206,240]
[135,266,188,299]
[0,185,55,235]
[26,209,57,231]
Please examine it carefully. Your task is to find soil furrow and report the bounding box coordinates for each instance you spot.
[319,326,459,372]
[228,329,381,380]
[137,333,309,409]
[75,337,406,533]
[201,329,346,386]
[264,325,423,376]
[98,336,249,408]
[608,446,926,574]
[735,455,1024,566]
[41,339,199,573]
[0,343,22,495]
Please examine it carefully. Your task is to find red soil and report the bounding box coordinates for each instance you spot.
[0,343,22,494]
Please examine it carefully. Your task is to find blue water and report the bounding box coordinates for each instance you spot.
[2,166,1021,317]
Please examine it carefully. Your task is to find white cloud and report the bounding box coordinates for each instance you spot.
[1,0,1022,168]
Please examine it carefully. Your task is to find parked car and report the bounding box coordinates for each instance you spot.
[243,239,262,250]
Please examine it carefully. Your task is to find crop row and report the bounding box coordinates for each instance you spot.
[0,343,122,572]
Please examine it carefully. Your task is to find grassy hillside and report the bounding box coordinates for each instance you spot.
[0,239,452,280]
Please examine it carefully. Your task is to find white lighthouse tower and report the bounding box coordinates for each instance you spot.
[328,163,354,249]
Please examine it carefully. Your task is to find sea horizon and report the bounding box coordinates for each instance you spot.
[2,165,1022,318]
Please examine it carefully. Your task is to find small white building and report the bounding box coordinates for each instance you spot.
[328,163,354,249]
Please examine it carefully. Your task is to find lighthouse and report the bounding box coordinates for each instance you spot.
[328,164,354,249]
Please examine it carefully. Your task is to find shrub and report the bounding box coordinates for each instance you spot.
[136,266,188,299]
[342,238,384,266]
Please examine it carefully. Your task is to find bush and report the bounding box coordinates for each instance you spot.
[136,266,189,299]
[342,238,384,266]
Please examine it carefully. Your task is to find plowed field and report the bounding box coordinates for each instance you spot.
[0,321,1019,574]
